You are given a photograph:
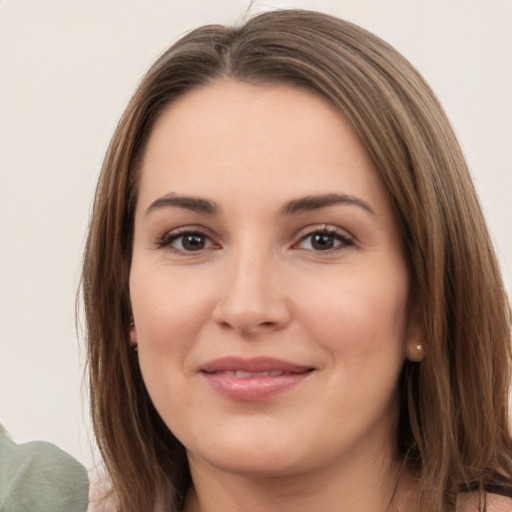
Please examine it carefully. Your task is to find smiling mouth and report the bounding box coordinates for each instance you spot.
[207,369,300,378]
[200,357,315,401]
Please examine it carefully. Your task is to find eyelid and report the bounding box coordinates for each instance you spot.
[154,225,220,252]
[152,223,354,254]
[292,224,355,251]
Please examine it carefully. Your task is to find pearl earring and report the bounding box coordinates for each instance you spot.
[416,344,423,352]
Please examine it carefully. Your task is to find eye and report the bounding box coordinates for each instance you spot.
[296,228,354,252]
[175,233,211,251]
[157,230,216,253]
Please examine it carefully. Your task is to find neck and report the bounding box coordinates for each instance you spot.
[183,453,418,512]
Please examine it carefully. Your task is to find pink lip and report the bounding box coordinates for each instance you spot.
[200,357,314,401]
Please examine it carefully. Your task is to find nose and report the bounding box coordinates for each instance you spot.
[211,246,291,336]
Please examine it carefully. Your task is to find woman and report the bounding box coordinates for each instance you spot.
[82,9,512,512]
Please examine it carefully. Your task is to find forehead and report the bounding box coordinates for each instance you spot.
[137,80,389,215]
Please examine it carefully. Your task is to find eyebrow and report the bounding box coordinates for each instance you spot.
[281,193,376,216]
[145,193,220,216]
[145,192,375,217]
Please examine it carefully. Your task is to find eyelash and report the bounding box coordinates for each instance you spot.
[155,227,218,253]
[155,225,354,254]
[293,225,354,252]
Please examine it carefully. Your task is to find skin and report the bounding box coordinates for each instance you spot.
[129,81,424,512]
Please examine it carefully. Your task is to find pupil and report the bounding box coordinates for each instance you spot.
[312,233,334,250]
[183,234,205,251]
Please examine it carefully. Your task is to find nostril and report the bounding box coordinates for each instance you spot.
[211,281,291,334]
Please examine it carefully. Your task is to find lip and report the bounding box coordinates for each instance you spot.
[200,357,315,401]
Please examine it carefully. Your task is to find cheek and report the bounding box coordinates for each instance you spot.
[130,264,216,352]
[129,267,216,415]
[299,267,410,431]
[130,302,200,435]
[298,267,410,363]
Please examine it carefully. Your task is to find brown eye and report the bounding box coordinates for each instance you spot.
[311,233,335,250]
[297,229,354,252]
[180,234,207,251]
[163,231,215,252]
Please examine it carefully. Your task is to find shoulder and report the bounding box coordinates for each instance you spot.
[458,493,512,512]
[0,432,89,512]
[87,471,117,512]
[486,494,512,512]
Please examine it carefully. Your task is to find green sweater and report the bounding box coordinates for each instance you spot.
[0,424,89,512]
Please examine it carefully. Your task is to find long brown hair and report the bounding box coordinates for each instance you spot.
[82,9,512,511]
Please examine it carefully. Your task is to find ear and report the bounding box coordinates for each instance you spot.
[129,318,138,348]
[405,300,425,362]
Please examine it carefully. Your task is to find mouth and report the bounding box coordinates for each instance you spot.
[208,369,300,378]
[200,357,315,401]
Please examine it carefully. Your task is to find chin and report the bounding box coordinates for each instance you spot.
[185,424,309,478]
[198,449,305,478]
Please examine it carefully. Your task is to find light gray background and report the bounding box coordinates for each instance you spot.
[1,0,511,468]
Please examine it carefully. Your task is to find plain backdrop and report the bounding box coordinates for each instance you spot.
[1,0,511,469]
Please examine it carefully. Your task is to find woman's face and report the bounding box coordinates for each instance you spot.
[129,81,422,479]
